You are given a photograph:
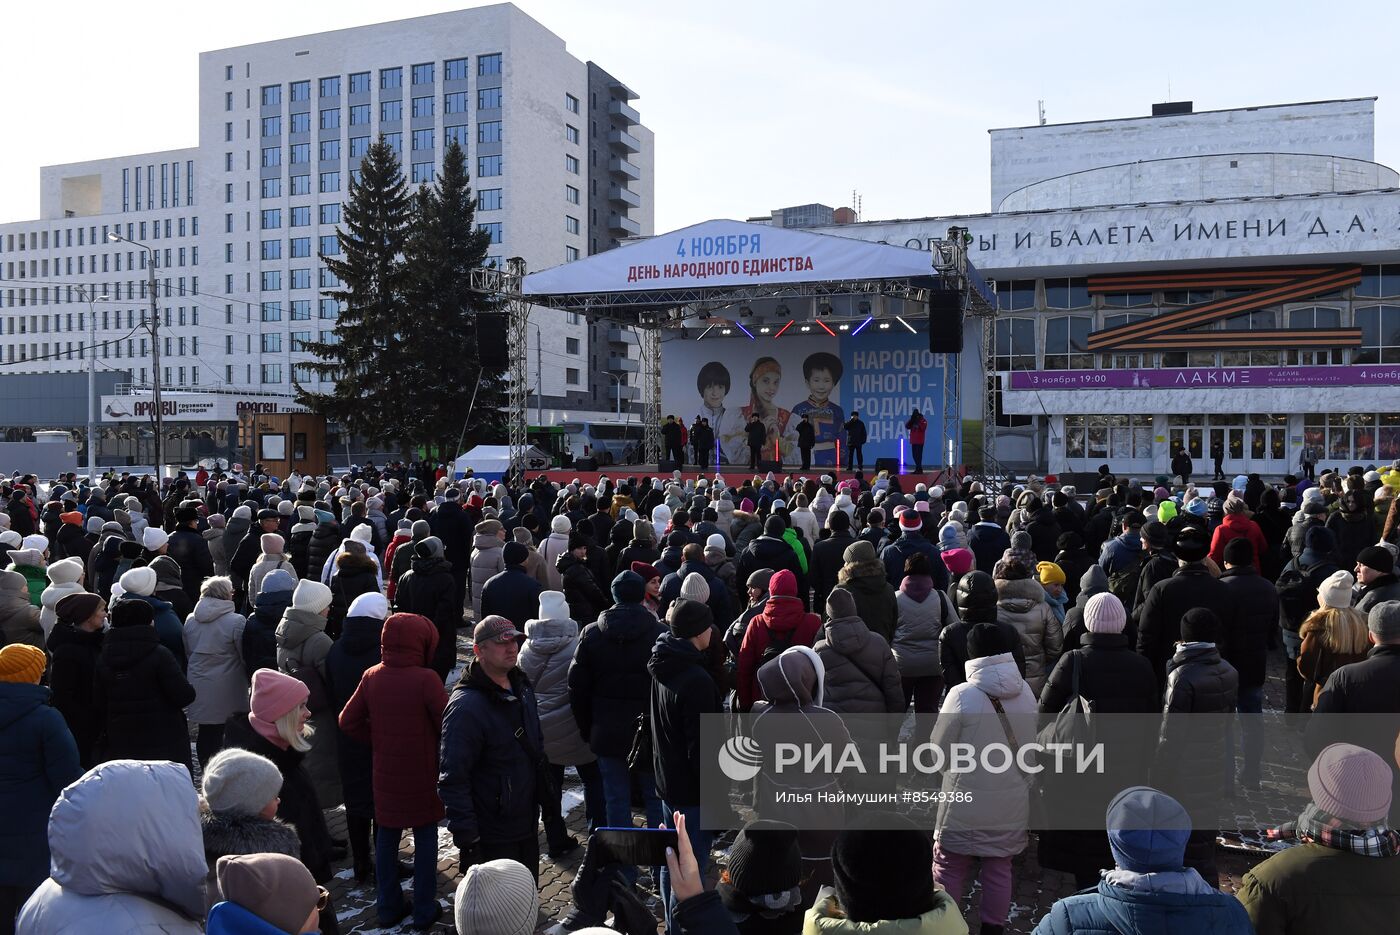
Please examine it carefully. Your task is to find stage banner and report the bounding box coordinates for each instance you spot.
[661,330,948,468]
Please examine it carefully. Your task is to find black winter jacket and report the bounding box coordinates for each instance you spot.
[429,501,475,568]
[305,523,342,581]
[243,587,290,678]
[1136,563,1235,694]
[93,625,195,771]
[227,528,264,595]
[614,540,660,577]
[1217,566,1278,688]
[736,536,806,603]
[557,552,609,625]
[480,566,545,631]
[569,601,665,757]
[968,522,1011,575]
[880,531,948,592]
[45,622,104,767]
[1155,642,1238,826]
[810,531,855,609]
[324,613,384,818]
[649,630,722,808]
[1025,509,1062,564]
[659,559,733,626]
[395,554,460,679]
[440,662,545,844]
[167,527,214,603]
[55,523,92,567]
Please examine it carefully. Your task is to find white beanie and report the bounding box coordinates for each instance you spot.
[347,591,390,621]
[0,531,19,550]
[454,859,538,935]
[277,499,295,516]
[551,515,571,534]
[291,579,333,614]
[142,527,168,552]
[350,524,373,543]
[46,557,84,585]
[21,534,48,553]
[679,571,711,603]
[233,505,253,520]
[705,534,726,551]
[1318,570,1356,610]
[119,566,158,597]
[536,590,570,621]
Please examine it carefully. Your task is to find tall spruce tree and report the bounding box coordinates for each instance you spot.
[295,138,413,453]
[400,138,505,458]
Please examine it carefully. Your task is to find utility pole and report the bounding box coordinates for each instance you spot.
[534,323,542,426]
[80,287,108,482]
[109,231,162,481]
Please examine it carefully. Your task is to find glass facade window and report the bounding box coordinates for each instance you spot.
[261,85,281,106]
[261,364,282,384]
[320,139,341,161]
[319,204,341,225]
[444,57,469,81]
[566,124,579,144]
[261,115,281,137]
[262,333,282,353]
[290,237,311,258]
[290,143,310,164]
[1163,289,1215,305]
[411,162,434,183]
[478,53,502,75]
[260,272,281,292]
[382,132,402,154]
[319,298,339,319]
[992,317,1035,370]
[480,222,503,244]
[411,129,434,151]
[261,147,281,168]
[444,125,469,149]
[290,269,312,290]
[412,63,434,85]
[566,184,579,204]
[478,189,502,211]
[1355,305,1400,364]
[1100,313,1151,369]
[319,76,340,98]
[1044,278,1089,309]
[1043,315,1093,369]
[479,121,502,143]
[1066,414,1154,461]
[289,81,310,102]
[349,71,371,94]
[381,100,402,122]
[478,87,502,110]
[349,104,370,126]
[994,280,1035,311]
[1102,291,1154,307]
[566,216,580,234]
[319,172,341,193]
[565,154,579,174]
[478,155,502,177]
[290,174,311,196]
[260,239,281,260]
[380,67,402,90]
[319,108,340,130]
[1357,265,1400,298]
[260,209,281,229]
[349,136,369,158]
[319,235,340,256]
[261,177,282,198]
[261,301,282,321]
[1304,413,1398,462]
[412,95,434,118]
[444,91,468,114]
[290,111,311,134]
[566,93,579,114]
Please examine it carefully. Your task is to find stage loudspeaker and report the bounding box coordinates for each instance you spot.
[476,313,509,368]
[658,459,680,472]
[574,457,598,471]
[759,459,782,473]
[928,291,963,354]
[875,457,901,475]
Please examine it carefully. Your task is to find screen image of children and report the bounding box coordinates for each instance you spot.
[789,351,845,467]
[722,356,797,463]
[696,361,736,464]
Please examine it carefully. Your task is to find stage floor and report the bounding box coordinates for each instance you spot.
[533,464,954,488]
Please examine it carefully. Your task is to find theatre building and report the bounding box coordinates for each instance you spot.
[817,97,1400,477]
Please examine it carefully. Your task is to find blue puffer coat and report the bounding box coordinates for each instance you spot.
[1031,875,1254,935]
[0,681,82,893]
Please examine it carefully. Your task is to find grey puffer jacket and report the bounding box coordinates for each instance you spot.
[893,575,958,679]
[469,533,506,620]
[1156,640,1239,826]
[204,526,228,575]
[17,759,208,934]
[247,554,298,608]
[995,576,1063,695]
[182,596,249,725]
[814,611,905,715]
[519,615,596,766]
[275,606,332,678]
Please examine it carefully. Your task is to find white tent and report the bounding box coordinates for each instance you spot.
[452,444,551,479]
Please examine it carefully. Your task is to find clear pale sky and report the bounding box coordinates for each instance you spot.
[4,0,1400,229]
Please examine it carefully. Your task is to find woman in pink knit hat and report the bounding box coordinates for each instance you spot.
[221,668,340,888]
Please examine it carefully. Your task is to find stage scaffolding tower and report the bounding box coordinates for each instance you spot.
[471,258,531,476]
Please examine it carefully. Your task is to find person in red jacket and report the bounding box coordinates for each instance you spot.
[338,612,449,929]
[1208,494,1268,568]
[906,409,929,474]
[735,569,822,711]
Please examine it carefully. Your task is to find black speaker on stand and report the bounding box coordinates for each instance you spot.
[476,313,509,369]
[658,459,680,473]
[927,291,963,354]
[875,457,901,475]
[759,460,783,473]
[574,457,598,471]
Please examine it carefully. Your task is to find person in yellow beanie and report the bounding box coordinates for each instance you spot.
[0,642,82,924]
[1038,561,1068,626]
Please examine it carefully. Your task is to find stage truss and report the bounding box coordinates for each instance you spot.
[474,239,998,475]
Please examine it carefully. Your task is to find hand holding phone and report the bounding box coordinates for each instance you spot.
[592,826,679,868]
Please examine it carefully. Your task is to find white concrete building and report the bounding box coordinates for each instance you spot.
[0,4,652,465]
[815,97,1400,478]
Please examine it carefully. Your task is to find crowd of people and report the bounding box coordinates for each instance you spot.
[1,458,1399,934]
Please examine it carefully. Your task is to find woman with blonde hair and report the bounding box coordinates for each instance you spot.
[1297,569,1371,709]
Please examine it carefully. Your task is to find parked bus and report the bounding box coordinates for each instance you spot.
[558,421,644,466]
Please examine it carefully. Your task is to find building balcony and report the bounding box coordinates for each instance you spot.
[607,99,640,124]
[608,383,640,401]
[609,184,642,208]
[609,213,642,237]
[606,327,639,345]
[607,355,640,373]
[608,156,641,181]
[607,128,642,153]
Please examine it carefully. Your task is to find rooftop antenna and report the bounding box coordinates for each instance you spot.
[851,189,862,221]
[1037,100,1046,126]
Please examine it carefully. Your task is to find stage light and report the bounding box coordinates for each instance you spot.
[697,311,711,321]
[816,320,837,337]
[895,315,918,334]
[721,328,732,335]
[838,323,850,331]
[735,322,756,340]
[774,320,794,337]
[738,306,754,318]
[857,300,872,314]
[799,325,811,332]
[759,326,771,334]
[775,304,791,317]
[851,315,874,335]
[878,322,891,329]
[696,323,717,340]
[817,303,833,317]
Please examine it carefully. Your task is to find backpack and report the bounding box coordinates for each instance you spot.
[760,627,797,666]
[1106,550,1143,605]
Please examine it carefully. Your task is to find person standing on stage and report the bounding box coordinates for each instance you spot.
[689,416,705,468]
[662,415,684,468]
[906,409,928,474]
[745,414,766,471]
[797,415,816,471]
[1211,435,1225,481]
[844,412,868,472]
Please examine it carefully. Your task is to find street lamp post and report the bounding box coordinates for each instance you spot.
[76,287,109,482]
[107,232,161,481]
[604,372,624,419]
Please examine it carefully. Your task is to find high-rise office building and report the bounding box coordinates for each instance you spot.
[0,4,653,464]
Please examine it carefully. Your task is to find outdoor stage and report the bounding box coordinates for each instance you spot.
[534,464,956,488]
